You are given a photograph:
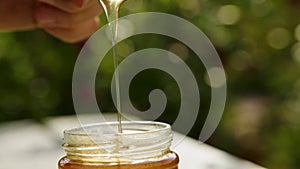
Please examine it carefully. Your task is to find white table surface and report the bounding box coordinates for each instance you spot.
[0,114,266,169]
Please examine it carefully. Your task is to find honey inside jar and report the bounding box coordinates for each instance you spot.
[58,121,179,169]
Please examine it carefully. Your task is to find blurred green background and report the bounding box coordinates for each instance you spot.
[1,0,300,168]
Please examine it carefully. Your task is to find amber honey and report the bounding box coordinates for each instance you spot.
[58,153,178,169]
[58,121,179,169]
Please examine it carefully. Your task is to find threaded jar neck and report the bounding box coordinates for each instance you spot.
[62,121,173,163]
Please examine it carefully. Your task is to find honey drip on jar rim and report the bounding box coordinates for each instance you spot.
[99,0,126,133]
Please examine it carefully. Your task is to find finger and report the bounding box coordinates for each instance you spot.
[35,3,102,28]
[43,17,100,43]
[36,0,100,13]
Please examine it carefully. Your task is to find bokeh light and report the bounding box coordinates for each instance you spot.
[204,67,226,88]
[168,42,189,61]
[178,0,199,11]
[217,5,241,25]
[295,24,300,42]
[251,0,273,17]
[292,43,300,62]
[267,28,291,49]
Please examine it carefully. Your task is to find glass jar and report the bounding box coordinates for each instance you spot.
[58,121,179,169]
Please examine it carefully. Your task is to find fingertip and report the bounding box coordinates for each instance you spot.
[93,17,101,29]
[74,0,85,8]
[44,27,78,43]
[42,17,101,43]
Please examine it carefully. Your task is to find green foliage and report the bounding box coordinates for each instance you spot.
[1,0,300,168]
[0,30,78,121]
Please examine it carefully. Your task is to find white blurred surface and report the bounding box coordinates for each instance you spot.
[0,114,266,169]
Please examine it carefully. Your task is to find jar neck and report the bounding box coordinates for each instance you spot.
[62,121,173,163]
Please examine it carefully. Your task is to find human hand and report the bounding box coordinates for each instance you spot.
[35,0,103,43]
[0,0,102,43]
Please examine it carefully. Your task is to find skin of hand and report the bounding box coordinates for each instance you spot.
[0,0,103,43]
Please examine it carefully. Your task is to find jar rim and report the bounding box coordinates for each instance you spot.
[64,121,171,136]
[62,121,173,162]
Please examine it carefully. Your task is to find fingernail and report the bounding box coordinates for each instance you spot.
[35,8,56,25]
[74,0,85,8]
